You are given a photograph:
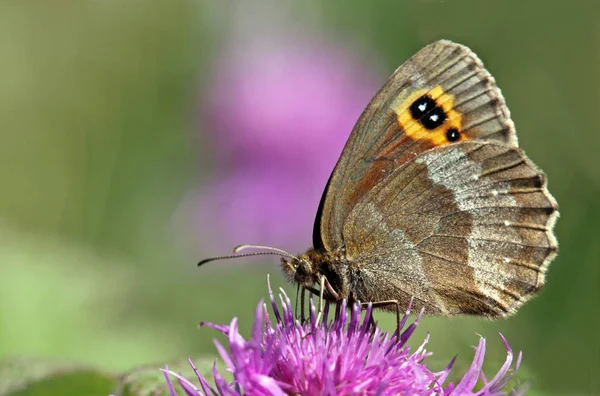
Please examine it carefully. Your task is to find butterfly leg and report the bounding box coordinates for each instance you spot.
[319,276,341,324]
[360,302,377,329]
[297,284,305,323]
[316,276,326,325]
[363,300,401,337]
[302,277,340,325]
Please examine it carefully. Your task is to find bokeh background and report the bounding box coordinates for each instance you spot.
[1,1,598,395]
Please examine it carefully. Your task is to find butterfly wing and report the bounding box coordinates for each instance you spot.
[314,40,519,251]
[314,40,558,316]
[343,141,558,317]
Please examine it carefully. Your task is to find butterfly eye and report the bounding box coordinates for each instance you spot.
[296,261,308,275]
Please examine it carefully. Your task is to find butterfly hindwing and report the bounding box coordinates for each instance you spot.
[343,141,558,316]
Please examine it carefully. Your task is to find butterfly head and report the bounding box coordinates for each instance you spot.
[280,253,318,287]
[282,248,350,302]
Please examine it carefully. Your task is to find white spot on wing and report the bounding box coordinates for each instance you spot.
[414,147,523,306]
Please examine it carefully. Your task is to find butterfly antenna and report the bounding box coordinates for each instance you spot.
[233,244,298,261]
[197,245,298,267]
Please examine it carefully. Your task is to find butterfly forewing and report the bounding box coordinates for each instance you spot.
[315,40,519,252]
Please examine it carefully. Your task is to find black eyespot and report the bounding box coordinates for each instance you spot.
[446,128,461,142]
[420,107,447,129]
[409,95,447,130]
[410,95,436,118]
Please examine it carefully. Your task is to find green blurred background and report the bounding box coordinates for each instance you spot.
[0,1,598,395]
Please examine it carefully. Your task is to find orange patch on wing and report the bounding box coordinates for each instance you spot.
[394,86,465,147]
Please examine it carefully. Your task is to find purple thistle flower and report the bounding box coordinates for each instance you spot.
[162,280,524,395]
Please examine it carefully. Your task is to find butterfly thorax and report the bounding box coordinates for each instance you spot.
[281,248,350,302]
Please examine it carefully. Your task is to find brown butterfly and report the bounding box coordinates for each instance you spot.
[199,40,559,326]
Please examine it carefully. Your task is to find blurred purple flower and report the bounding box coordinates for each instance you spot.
[162,282,524,395]
[193,39,381,250]
[206,43,378,166]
